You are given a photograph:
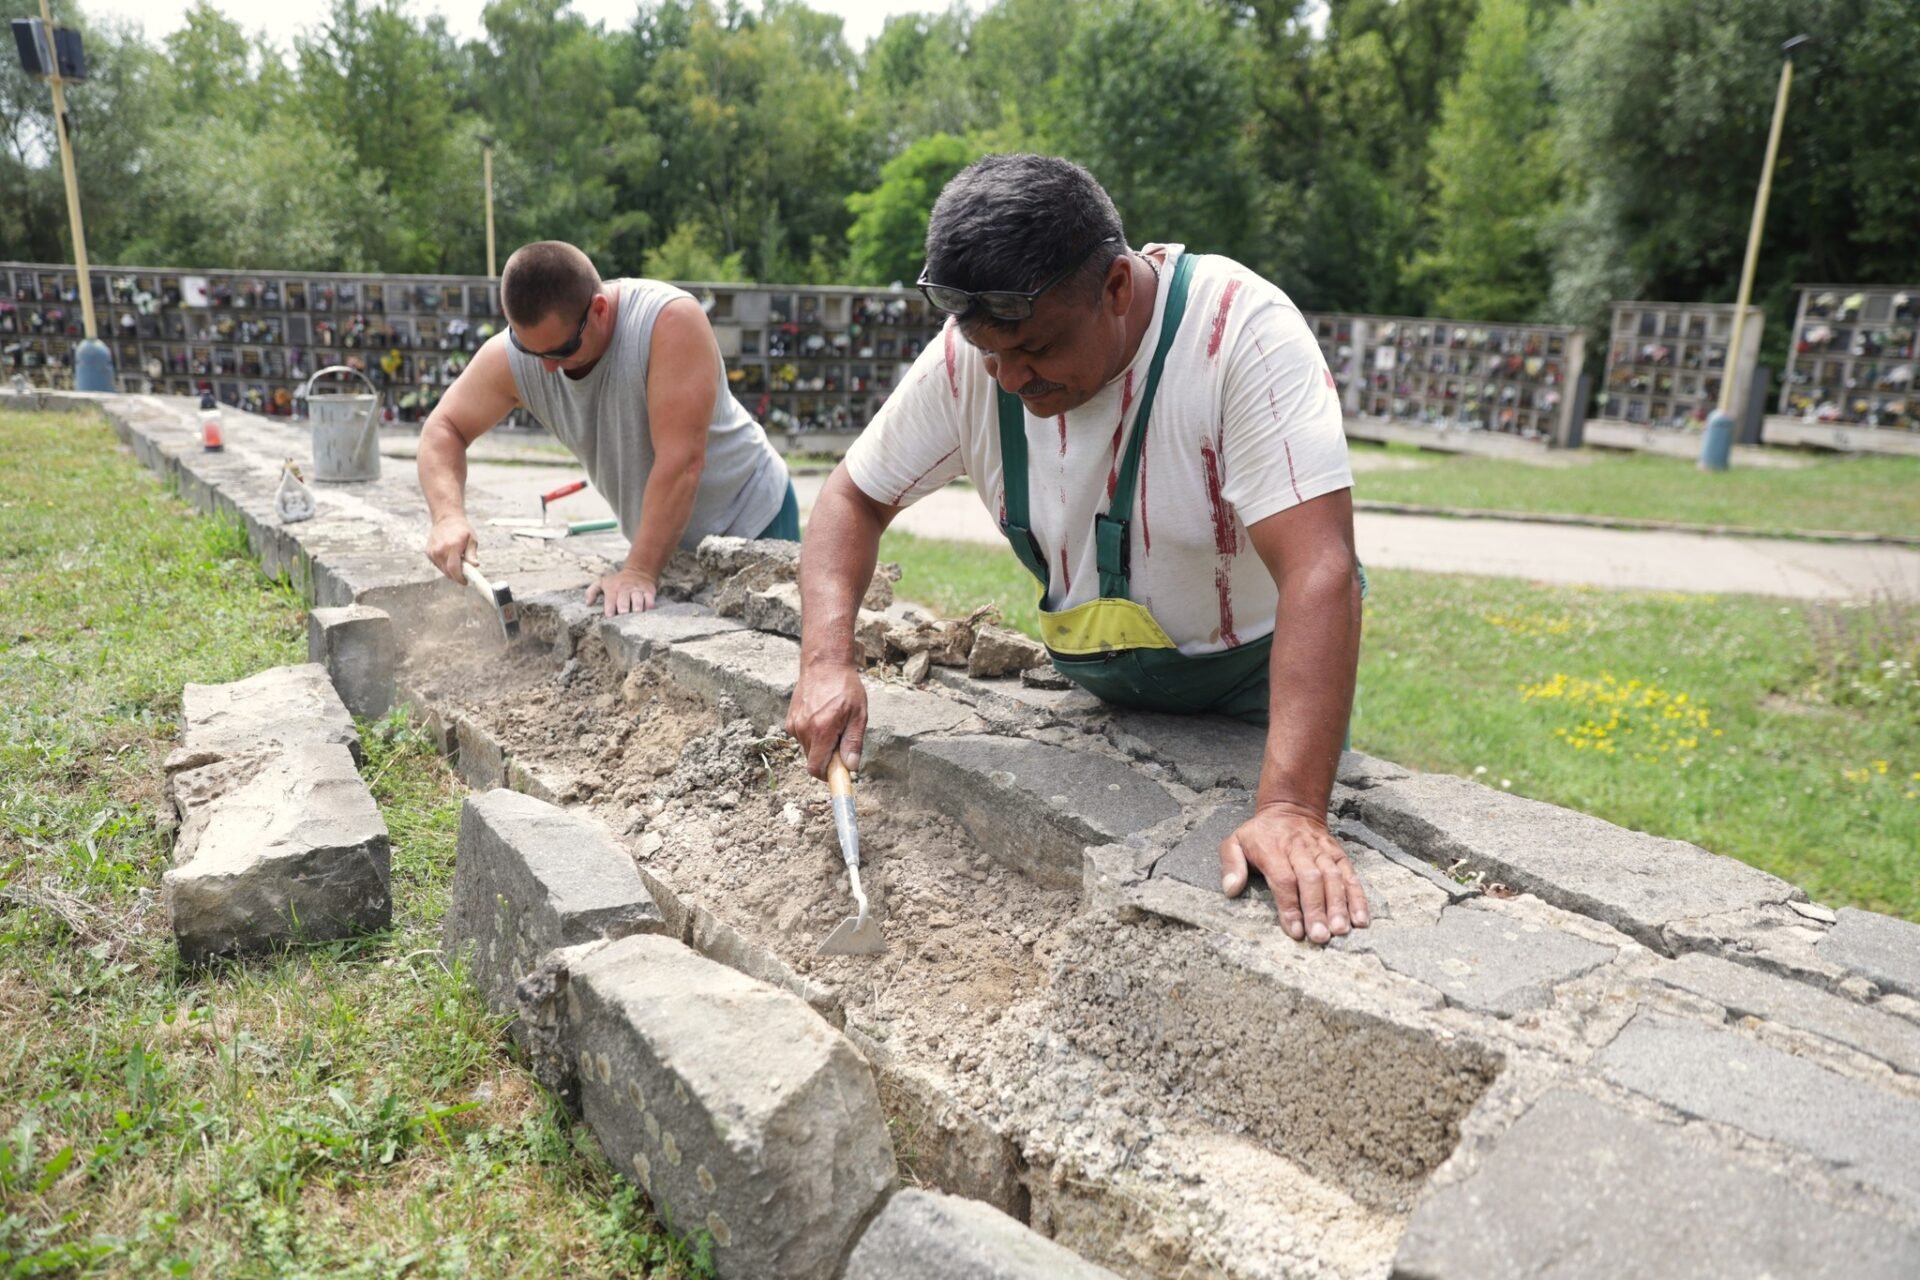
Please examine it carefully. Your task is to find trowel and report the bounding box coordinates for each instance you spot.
[818,750,887,955]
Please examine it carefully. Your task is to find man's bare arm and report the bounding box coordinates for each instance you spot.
[786,464,902,777]
[1219,488,1368,943]
[417,336,521,583]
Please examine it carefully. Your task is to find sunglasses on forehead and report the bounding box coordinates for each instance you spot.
[508,295,594,360]
[916,238,1119,322]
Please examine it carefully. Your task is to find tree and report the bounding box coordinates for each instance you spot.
[1411,0,1558,320]
[643,220,750,281]
[1057,0,1257,260]
[845,132,983,284]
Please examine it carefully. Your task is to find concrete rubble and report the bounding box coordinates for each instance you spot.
[88,390,1920,1279]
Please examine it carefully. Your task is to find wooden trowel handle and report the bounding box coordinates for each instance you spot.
[827,750,854,797]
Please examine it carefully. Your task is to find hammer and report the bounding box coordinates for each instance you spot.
[463,563,519,643]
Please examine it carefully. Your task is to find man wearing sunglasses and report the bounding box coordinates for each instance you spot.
[417,240,795,616]
[787,155,1368,949]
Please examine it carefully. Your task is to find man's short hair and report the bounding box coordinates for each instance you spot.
[923,154,1127,331]
[500,241,602,329]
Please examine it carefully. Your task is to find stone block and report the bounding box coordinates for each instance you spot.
[695,534,802,581]
[1336,750,1410,790]
[845,1190,1121,1280]
[928,667,1109,730]
[859,683,982,779]
[1818,908,1920,1001]
[165,663,361,774]
[599,603,742,670]
[1596,1010,1920,1209]
[1392,1089,1920,1280]
[1103,709,1265,790]
[742,582,804,638]
[1350,774,1797,951]
[452,712,510,791]
[442,790,665,1027]
[307,605,396,721]
[165,744,391,963]
[966,626,1048,679]
[543,935,896,1280]
[908,736,1181,890]
[661,629,800,734]
[1340,902,1617,1017]
[685,903,843,1028]
[1654,952,1920,1077]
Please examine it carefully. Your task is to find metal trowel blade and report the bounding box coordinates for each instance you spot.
[818,912,887,956]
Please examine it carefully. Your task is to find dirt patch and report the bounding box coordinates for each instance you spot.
[407,626,1466,1278]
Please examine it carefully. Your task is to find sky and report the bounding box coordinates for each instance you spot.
[66,0,972,54]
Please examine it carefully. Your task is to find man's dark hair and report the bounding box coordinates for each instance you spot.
[500,241,601,329]
[923,154,1126,331]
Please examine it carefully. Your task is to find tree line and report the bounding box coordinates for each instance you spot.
[3,0,1915,360]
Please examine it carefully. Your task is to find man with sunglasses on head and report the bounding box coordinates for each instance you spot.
[417,240,795,616]
[787,155,1369,948]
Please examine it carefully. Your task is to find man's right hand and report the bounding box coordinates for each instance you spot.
[787,659,868,778]
[426,513,478,584]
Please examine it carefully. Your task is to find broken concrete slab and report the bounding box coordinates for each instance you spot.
[1340,901,1618,1017]
[514,589,603,659]
[1651,951,1920,1077]
[1818,908,1920,1001]
[966,626,1048,679]
[1102,709,1265,791]
[165,744,390,963]
[845,1190,1121,1280]
[1349,774,1797,951]
[443,789,665,1027]
[908,736,1181,890]
[166,663,361,774]
[661,629,799,735]
[307,604,396,720]
[859,682,984,779]
[1596,1010,1920,1209]
[542,935,896,1280]
[599,603,743,670]
[1392,1088,1920,1280]
[742,582,889,665]
[928,666,1110,731]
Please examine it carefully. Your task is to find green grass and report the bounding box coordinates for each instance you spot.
[0,409,706,1278]
[1350,444,1920,537]
[880,532,1919,920]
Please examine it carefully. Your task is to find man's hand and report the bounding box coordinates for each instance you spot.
[426,514,478,583]
[786,659,868,778]
[586,569,657,617]
[1220,803,1370,944]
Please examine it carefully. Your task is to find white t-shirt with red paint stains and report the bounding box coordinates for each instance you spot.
[844,245,1353,656]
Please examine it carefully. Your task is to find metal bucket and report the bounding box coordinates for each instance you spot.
[302,365,381,483]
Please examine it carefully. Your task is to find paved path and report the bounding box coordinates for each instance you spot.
[462,461,1920,603]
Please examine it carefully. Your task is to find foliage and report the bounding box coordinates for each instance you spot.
[643,220,751,282]
[2,0,1915,352]
[845,133,983,285]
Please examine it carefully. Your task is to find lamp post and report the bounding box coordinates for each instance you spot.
[1701,34,1811,472]
[15,0,111,389]
[480,135,497,279]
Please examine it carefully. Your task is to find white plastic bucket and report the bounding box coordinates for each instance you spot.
[303,365,381,483]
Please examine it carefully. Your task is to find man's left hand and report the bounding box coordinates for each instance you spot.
[586,568,657,617]
[1220,804,1370,945]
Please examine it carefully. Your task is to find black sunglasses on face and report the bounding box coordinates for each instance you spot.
[509,296,594,360]
[917,238,1118,321]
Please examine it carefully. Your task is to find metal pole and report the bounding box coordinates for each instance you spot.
[483,144,497,279]
[1701,35,1808,471]
[40,0,94,340]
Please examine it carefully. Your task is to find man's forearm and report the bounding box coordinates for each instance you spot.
[623,464,703,582]
[799,472,884,668]
[417,417,473,523]
[1255,561,1363,823]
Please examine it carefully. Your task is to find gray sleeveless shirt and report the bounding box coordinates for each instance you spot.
[505,278,787,546]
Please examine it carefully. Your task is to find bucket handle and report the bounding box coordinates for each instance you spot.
[300,364,379,401]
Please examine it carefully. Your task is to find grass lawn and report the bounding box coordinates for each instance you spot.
[1350,443,1920,538]
[0,408,705,1278]
[881,534,1920,920]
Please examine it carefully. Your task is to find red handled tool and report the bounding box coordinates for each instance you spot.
[540,480,588,517]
